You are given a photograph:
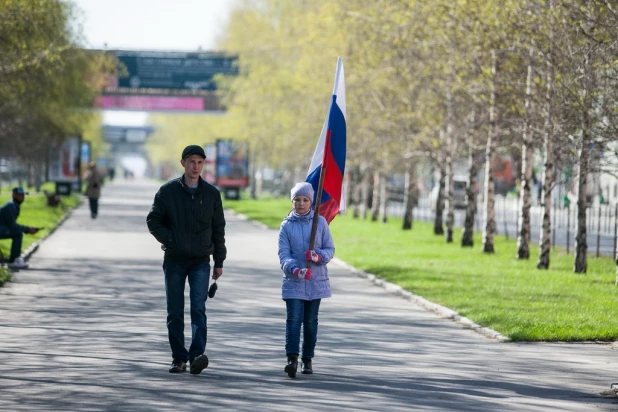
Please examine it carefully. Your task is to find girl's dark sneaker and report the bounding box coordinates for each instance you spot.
[284,355,298,378]
[301,358,313,374]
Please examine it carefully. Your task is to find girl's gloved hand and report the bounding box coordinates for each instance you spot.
[305,250,322,263]
[293,267,313,280]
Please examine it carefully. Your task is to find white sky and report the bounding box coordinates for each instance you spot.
[72,0,238,51]
[71,0,238,125]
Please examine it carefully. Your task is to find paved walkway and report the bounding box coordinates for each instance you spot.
[0,180,616,411]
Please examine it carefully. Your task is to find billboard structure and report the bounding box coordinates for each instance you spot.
[215,139,249,200]
[102,125,155,143]
[202,144,217,184]
[114,51,237,91]
[48,136,82,195]
[80,141,92,178]
[96,50,238,113]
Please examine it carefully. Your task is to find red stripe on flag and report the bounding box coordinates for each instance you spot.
[322,133,343,203]
[319,198,340,224]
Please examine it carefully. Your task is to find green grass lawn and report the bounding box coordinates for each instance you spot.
[224,196,618,342]
[0,184,81,279]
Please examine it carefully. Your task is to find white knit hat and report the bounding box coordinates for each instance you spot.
[290,182,315,201]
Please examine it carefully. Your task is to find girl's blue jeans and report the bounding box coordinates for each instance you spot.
[285,298,321,359]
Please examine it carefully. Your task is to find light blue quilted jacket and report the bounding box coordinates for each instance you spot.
[278,209,335,300]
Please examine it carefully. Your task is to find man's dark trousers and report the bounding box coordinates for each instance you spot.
[0,227,23,262]
[163,258,210,363]
[88,198,99,216]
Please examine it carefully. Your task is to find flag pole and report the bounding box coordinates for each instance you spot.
[306,57,344,269]
[307,166,326,270]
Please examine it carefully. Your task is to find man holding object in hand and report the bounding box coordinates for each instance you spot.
[147,145,226,375]
[0,187,40,270]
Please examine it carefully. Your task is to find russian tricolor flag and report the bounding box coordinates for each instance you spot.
[306,58,346,224]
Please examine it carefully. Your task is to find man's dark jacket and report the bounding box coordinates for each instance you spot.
[147,176,226,267]
[0,200,29,234]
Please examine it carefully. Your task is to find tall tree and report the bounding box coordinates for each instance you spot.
[517,47,536,260]
[482,50,499,254]
[537,0,556,269]
[461,110,481,247]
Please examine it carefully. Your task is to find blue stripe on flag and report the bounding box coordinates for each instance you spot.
[306,165,332,206]
[327,97,346,176]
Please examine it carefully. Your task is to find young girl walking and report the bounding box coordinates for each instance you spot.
[278,182,335,378]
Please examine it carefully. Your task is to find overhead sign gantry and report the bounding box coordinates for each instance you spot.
[96,50,238,113]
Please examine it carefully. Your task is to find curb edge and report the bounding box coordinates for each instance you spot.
[330,257,509,342]
[229,209,508,342]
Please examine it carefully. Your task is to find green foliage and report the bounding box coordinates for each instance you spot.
[225,197,618,342]
[0,0,117,162]
[208,0,618,275]
[192,0,618,177]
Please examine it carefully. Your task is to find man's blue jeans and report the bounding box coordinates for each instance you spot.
[285,299,321,359]
[0,226,23,262]
[163,259,210,362]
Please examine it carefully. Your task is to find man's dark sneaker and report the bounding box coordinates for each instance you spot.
[169,359,186,373]
[189,354,209,375]
[301,358,313,374]
[284,355,298,378]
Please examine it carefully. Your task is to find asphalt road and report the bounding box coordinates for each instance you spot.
[0,179,616,411]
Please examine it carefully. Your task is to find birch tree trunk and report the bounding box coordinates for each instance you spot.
[249,157,257,199]
[573,127,590,273]
[27,163,34,188]
[517,47,535,260]
[433,158,446,235]
[343,171,351,217]
[34,162,43,192]
[360,167,371,220]
[482,50,498,253]
[353,180,361,219]
[379,174,388,223]
[537,0,555,269]
[402,161,417,230]
[462,110,478,247]
[573,23,596,274]
[351,167,361,218]
[371,171,381,222]
[445,168,455,242]
[445,89,455,243]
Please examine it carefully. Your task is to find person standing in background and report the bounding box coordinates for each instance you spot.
[84,162,104,219]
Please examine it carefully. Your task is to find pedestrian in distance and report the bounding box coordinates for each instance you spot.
[0,187,40,269]
[146,145,226,375]
[84,162,104,219]
[278,182,335,378]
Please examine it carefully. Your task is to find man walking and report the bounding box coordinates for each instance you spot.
[84,162,104,219]
[0,187,40,269]
[147,145,226,374]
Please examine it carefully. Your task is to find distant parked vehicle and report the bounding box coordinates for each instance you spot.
[430,176,468,211]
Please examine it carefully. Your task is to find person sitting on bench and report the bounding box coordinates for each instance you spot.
[0,187,40,269]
